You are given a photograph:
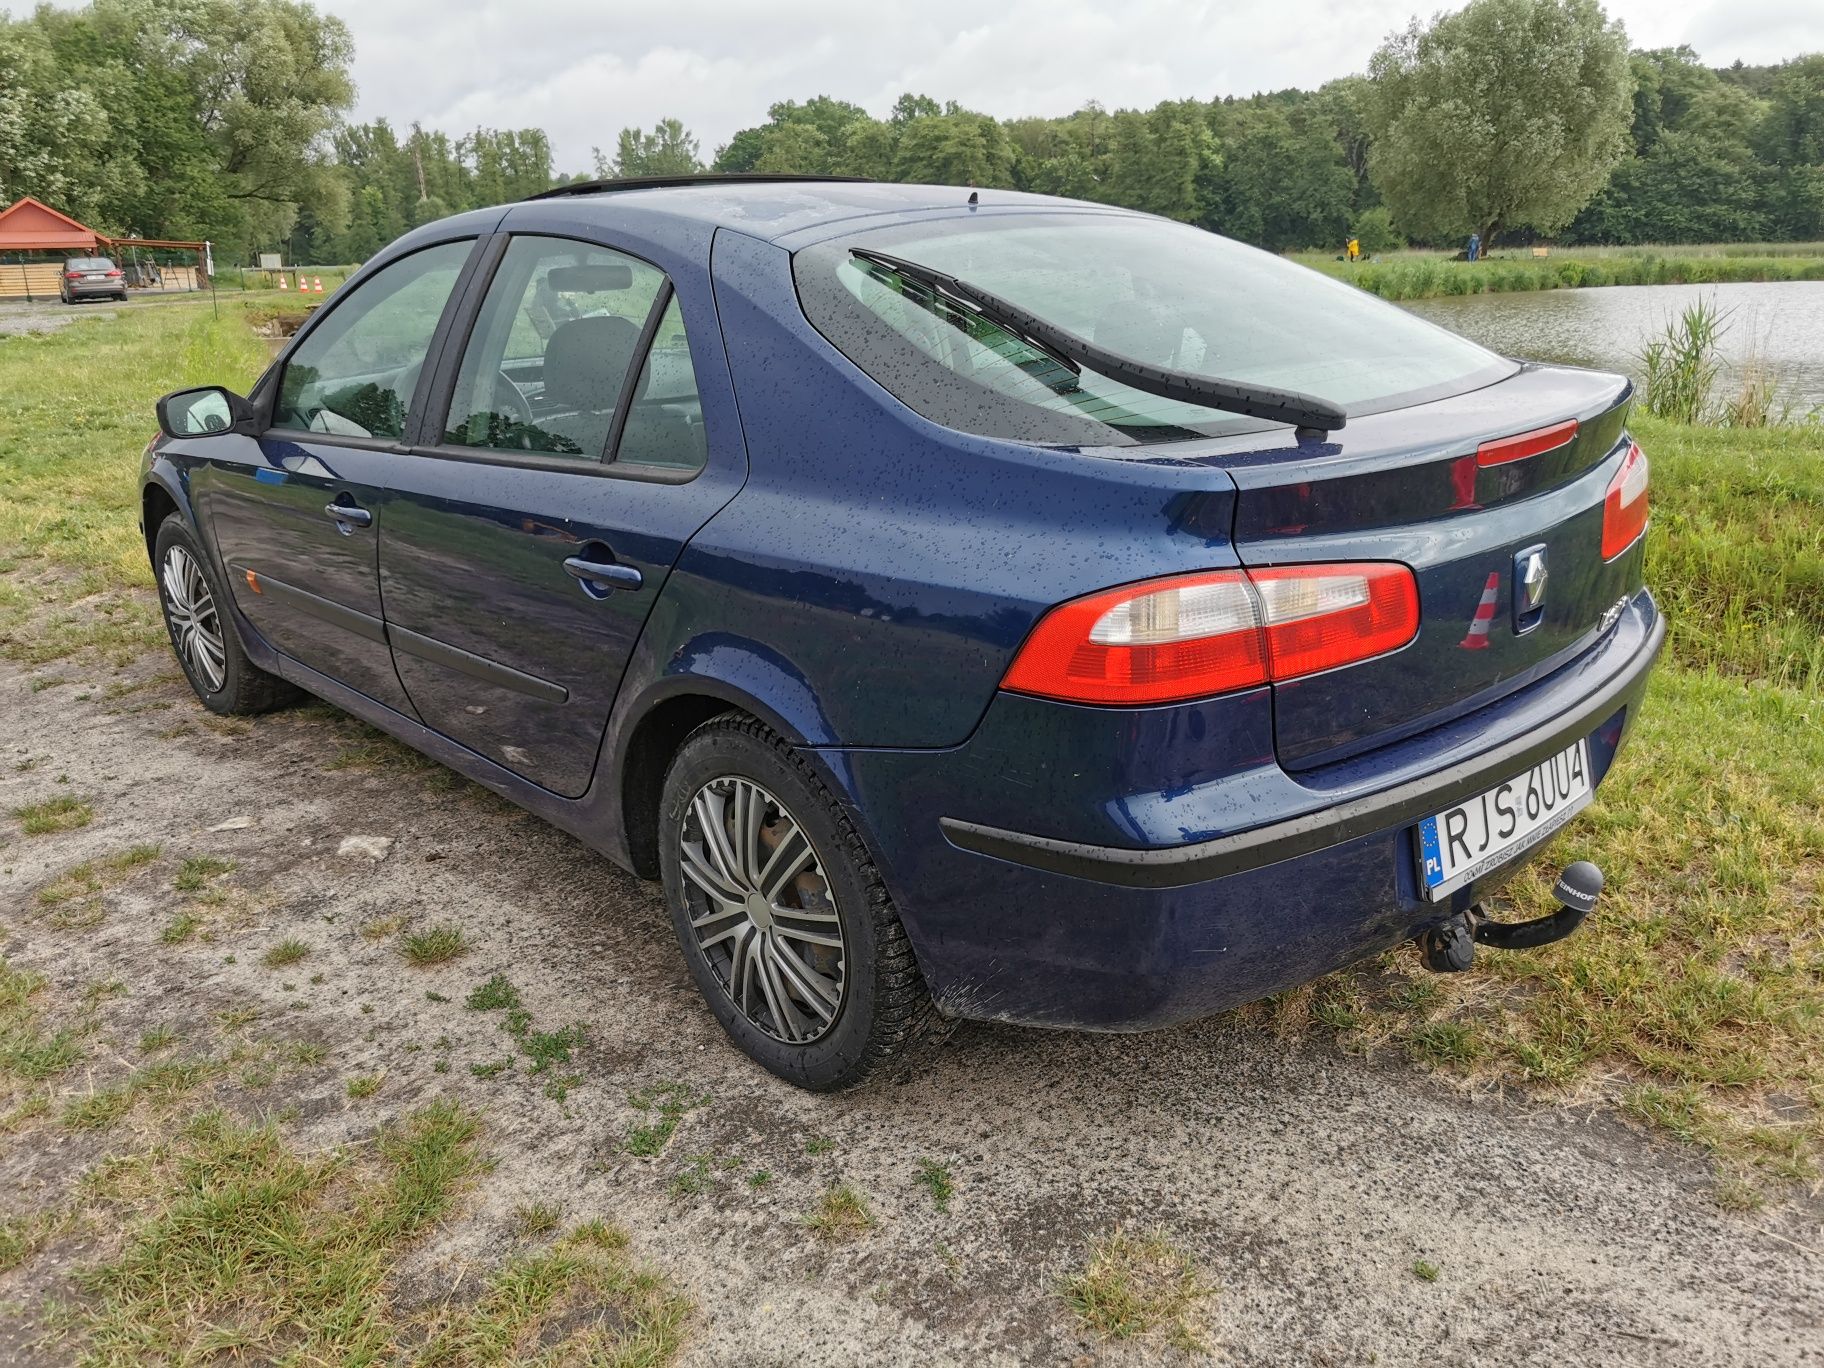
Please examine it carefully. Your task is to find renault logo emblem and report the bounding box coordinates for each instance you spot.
[1514,545,1548,631]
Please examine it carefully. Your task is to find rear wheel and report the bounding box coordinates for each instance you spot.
[659,715,937,1089]
[153,515,300,716]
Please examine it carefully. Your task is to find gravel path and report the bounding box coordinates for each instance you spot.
[2,647,1819,1365]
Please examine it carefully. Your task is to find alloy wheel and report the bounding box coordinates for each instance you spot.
[678,776,846,1044]
[161,544,226,693]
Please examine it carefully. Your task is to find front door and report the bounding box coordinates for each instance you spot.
[196,240,476,714]
[378,234,743,796]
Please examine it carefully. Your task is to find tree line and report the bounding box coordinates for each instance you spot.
[2,0,1821,268]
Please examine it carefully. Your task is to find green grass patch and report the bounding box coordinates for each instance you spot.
[914,1158,955,1211]
[400,925,469,966]
[1060,1227,1210,1350]
[622,1082,709,1157]
[1297,248,1824,301]
[260,939,310,969]
[13,794,94,835]
[0,957,85,1083]
[69,1100,482,1362]
[416,1219,690,1364]
[803,1184,875,1241]
[172,855,234,892]
[0,299,270,664]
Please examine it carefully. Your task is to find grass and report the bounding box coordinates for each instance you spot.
[1060,1228,1210,1350]
[172,854,234,892]
[69,1100,482,1362]
[914,1158,954,1211]
[803,1184,875,1241]
[400,925,469,966]
[416,1220,691,1364]
[35,844,160,915]
[1298,246,1824,301]
[1413,1259,1442,1283]
[12,794,94,835]
[261,939,310,969]
[623,1082,709,1157]
[0,295,271,665]
[346,1072,382,1099]
[0,957,85,1083]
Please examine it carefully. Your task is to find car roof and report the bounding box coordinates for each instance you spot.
[516,179,1129,246]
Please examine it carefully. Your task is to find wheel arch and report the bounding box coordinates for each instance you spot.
[140,471,190,569]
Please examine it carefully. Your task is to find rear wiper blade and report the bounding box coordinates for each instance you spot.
[849,247,1346,434]
[850,247,1081,385]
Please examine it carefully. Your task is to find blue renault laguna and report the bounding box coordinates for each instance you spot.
[144,177,1659,1089]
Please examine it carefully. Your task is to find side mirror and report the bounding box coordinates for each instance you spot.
[156,386,258,439]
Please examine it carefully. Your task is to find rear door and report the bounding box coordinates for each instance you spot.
[377,231,744,797]
[196,239,477,715]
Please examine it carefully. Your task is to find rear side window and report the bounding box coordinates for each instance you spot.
[794,214,1516,446]
[441,237,664,460]
[274,241,470,440]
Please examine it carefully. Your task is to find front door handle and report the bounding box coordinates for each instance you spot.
[324,501,372,529]
[562,557,642,593]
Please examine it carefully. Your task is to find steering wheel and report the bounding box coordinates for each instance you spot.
[493,370,534,428]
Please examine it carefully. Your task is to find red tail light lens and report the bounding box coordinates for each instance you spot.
[1001,563,1420,705]
[65,271,83,279]
[1477,418,1579,467]
[105,269,124,278]
[1601,441,1649,560]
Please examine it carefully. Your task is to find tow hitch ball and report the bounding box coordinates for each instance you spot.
[1418,861,1604,974]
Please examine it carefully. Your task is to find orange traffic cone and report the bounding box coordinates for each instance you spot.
[278,276,289,291]
[1459,571,1500,650]
[313,277,324,294]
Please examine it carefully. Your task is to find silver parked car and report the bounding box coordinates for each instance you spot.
[60,256,127,304]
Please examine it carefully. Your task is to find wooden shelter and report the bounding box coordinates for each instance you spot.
[0,196,207,301]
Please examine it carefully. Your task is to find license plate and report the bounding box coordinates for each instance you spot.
[83,273,104,280]
[1417,739,1592,900]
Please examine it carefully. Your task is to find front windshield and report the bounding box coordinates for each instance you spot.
[794,213,1517,446]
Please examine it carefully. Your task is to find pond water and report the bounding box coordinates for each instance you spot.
[1402,280,1824,415]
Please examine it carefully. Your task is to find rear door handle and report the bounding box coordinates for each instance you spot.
[562,557,642,592]
[324,501,372,528]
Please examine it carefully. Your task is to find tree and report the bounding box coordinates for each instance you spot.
[753,123,831,174]
[892,111,1015,186]
[603,118,701,178]
[1364,0,1632,245]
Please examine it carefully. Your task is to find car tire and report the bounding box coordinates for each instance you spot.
[659,714,938,1090]
[153,514,301,716]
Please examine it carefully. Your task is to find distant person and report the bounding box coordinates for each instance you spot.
[1346,237,1361,262]
[1467,232,1481,262]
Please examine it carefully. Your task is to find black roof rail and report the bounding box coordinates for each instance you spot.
[525,173,874,202]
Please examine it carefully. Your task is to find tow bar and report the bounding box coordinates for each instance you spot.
[1418,861,1604,973]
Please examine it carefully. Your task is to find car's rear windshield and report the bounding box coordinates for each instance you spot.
[793,213,1517,447]
[66,258,114,270]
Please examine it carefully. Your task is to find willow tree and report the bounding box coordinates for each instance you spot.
[1364,0,1632,245]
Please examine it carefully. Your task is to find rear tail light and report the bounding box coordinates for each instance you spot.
[1477,418,1579,467]
[65,271,83,280]
[105,269,123,278]
[1600,441,1649,560]
[1001,563,1420,705]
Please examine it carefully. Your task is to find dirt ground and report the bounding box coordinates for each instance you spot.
[2,637,1821,1366]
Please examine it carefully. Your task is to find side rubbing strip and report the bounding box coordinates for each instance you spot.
[231,565,386,643]
[388,624,569,705]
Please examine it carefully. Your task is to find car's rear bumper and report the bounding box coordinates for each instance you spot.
[66,282,124,299]
[813,590,1663,1031]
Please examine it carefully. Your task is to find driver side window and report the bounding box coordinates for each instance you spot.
[273,241,472,441]
[441,237,664,460]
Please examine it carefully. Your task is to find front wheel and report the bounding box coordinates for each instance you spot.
[659,716,937,1090]
[153,515,300,716]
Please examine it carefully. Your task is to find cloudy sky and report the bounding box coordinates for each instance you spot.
[12,0,1824,171]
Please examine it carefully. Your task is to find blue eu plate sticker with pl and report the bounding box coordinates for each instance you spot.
[1419,817,1445,889]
